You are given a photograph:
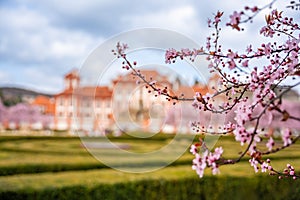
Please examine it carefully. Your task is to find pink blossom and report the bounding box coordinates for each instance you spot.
[245,6,259,13]
[211,162,220,175]
[266,137,275,151]
[192,100,202,110]
[228,60,237,70]
[234,102,252,126]
[192,92,205,110]
[181,48,192,57]
[207,147,223,165]
[231,87,236,95]
[191,147,223,178]
[214,17,221,24]
[229,11,242,25]
[116,42,129,56]
[246,45,252,54]
[213,147,223,159]
[165,48,178,64]
[224,122,236,131]
[249,157,259,173]
[190,143,200,155]
[206,37,211,50]
[192,151,207,178]
[203,93,212,101]
[285,38,299,51]
[214,11,223,24]
[247,135,261,155]
[226,51,238,69]
[242,60,249,67]
[262,43,272,56]
[250,6,259,12]
[282,129,292,146]
[226,11,243,30]
[149,80,157,85]
[208,61,214,68]
[260,26,275,37]
[261,162,269,173]
[233,126,251,146]
[207,18,212,27]
[227,51,238,59]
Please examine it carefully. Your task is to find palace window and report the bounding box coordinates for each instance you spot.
[59,97,63,106]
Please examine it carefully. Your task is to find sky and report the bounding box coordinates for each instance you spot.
[0,0,297,94]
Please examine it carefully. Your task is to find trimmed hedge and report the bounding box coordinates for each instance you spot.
[0,163,106,176]
[0,159,194,176]
[0,134,174,142]
[0,133,194,143]
[0,176,299,200]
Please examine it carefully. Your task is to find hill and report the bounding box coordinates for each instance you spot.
[0,86,52,107]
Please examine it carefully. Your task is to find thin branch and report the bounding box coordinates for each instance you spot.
[261,135,300,155]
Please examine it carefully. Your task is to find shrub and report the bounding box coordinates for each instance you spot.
[0,176,299,200]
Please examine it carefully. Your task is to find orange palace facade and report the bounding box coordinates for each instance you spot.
[49,69,213,134]
[54,70,113,133]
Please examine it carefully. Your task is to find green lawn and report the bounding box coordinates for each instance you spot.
[0,134,299,193]
[0,166,195,191]
[0,135,194,168]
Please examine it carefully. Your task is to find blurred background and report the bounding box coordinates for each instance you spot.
[0,0,300,199]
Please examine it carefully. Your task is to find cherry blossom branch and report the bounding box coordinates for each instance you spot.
[286,0,300,10]
[241,1,277,23]
[261,135,300,156]
[258,159,300,179]
[190,121,234,135]
[113,0,300,179]
[112,43,194,104]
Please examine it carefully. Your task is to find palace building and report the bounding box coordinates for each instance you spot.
[51,69,181,134]
[34,68,218,135]
[53,70,113,134]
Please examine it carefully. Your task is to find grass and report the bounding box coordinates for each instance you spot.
[0,134,299,192]
[0,134,195,167]
[0,166,196,191]
[0,163,274,192]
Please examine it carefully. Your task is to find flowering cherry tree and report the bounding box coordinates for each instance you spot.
[0,102,53,130]
[113,0,300,180]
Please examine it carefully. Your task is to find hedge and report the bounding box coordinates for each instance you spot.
[0,163,106,176]
[0,158,195,176]
[0,133,195,143]
[0,176,299,200]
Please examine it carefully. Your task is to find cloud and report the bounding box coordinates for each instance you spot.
[0,2,104,93]
[0,71,10,83]
[10,0,140,37]
[0,6,101,65]
[124,5,198,31]
[23,67,63,93]
[0,0,298,94]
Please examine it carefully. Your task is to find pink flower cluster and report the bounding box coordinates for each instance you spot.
[165,48,204,64]
[234,101,252,126]
[191,146,224,178]
[249,157,272,173]
[249,66,279,103]
[281,164,297,180]
[277,164,297,180]
[226,11,243,31]
[188,7,299,178]
[114,42,129,58]
[191,92,213,111]
[261,9,299,39]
